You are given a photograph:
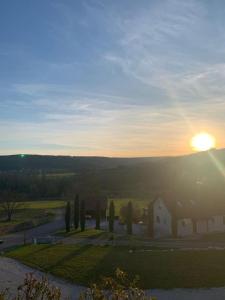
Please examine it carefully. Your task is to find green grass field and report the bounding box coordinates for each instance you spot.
[6,244,225,289]
[107,198,150,216]
[21,200,65,210]
[0,200,65,234]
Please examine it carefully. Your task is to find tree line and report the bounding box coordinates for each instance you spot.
[64,197,156,237]
[64,195,117,233]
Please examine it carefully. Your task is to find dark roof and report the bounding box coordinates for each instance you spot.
[155,189,225,220]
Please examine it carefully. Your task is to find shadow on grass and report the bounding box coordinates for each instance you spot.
[58,229,106,240]
[48,244,93,272]
[8,245,52,259]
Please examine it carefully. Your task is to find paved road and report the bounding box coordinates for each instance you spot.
[0,257,83,299]
[62,236,225,249]
[2,218,225,251]
[0,214,64,251]
[1,257,225,300]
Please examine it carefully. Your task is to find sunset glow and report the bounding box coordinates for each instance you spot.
[191,133,216,152]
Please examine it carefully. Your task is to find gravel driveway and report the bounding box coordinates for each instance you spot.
[1,257,225,300]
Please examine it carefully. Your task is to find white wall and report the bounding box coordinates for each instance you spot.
[153,198,172,238]
[196,220,208,234]
[177,216,225,237]
[177,218,193,237]
[207,216,225,233]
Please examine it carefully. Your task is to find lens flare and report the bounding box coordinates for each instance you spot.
[191,132,215,152]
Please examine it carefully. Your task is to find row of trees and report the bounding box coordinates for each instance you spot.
[65,195,86,232]
[64,195,117,233]
[64,197,155,236]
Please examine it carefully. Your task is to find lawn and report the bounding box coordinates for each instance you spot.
[22,200,65,210]
[6,244,225,289]
[56,228,110,239]
[108,198,150,217]
[0,200,65,234]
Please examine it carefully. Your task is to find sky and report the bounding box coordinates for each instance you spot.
[0,0,225,157]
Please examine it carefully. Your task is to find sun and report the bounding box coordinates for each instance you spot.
[191,132,216,152]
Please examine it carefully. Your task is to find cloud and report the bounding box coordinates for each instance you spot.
[1,1,225,156]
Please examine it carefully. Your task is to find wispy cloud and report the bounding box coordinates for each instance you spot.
[1,0,225,156]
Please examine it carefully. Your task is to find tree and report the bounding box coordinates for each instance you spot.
[0,191,22,222]
[126,201,133,235]
[120,204,141,224]
[108,200,115,233]
[192,218,197,234]
[65,201,71,232]
[80,199,86,231]
[74,194,80,230]
[95,199,101,230]
[147,202,154,238]
[171,201,178,238]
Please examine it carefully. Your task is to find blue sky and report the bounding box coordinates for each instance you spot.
[1,0,225,156]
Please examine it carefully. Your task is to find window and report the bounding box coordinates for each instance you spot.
[156,216,160,223]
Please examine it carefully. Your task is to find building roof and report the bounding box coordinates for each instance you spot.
[155,188,225,220]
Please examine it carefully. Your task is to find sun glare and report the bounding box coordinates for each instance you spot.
[191,132,216,152]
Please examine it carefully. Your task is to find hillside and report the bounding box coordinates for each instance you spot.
[0,149,225,201]
[0,154,168,172]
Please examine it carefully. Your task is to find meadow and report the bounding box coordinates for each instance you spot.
[0,200,65,234]
[107,198,150,217]
[6,244,225,289]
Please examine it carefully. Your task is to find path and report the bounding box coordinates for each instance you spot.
[0,213,64,250]
[0,257,83,299]
[62,235,225,249]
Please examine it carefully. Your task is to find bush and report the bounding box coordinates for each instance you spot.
[80,268,153,300]
[0,269,154,300]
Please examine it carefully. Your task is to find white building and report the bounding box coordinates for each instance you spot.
[152,196,225,238]
[153,197,172,238]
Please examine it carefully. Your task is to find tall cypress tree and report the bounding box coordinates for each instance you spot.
[109,200,115,233]
[80,199,86,232]
[126,201,133,235]
[65,201,71,232]
[147,202,154,238]
[74,194,80,230]
[95,199,101,230]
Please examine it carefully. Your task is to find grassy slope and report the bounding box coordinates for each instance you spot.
[7,244,225,289]
[0,201,65,234]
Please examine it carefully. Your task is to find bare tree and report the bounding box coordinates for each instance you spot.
[0,191,22,222]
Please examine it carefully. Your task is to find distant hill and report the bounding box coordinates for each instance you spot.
[0,154,169,172]
[0,149,224,174]
[0,149,225,200]
[0,150,225,173]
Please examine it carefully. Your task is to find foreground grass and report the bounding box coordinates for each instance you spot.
[7,244,225,289]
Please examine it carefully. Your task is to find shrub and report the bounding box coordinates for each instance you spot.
[80,268,153,299]
[0,270,155,300]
